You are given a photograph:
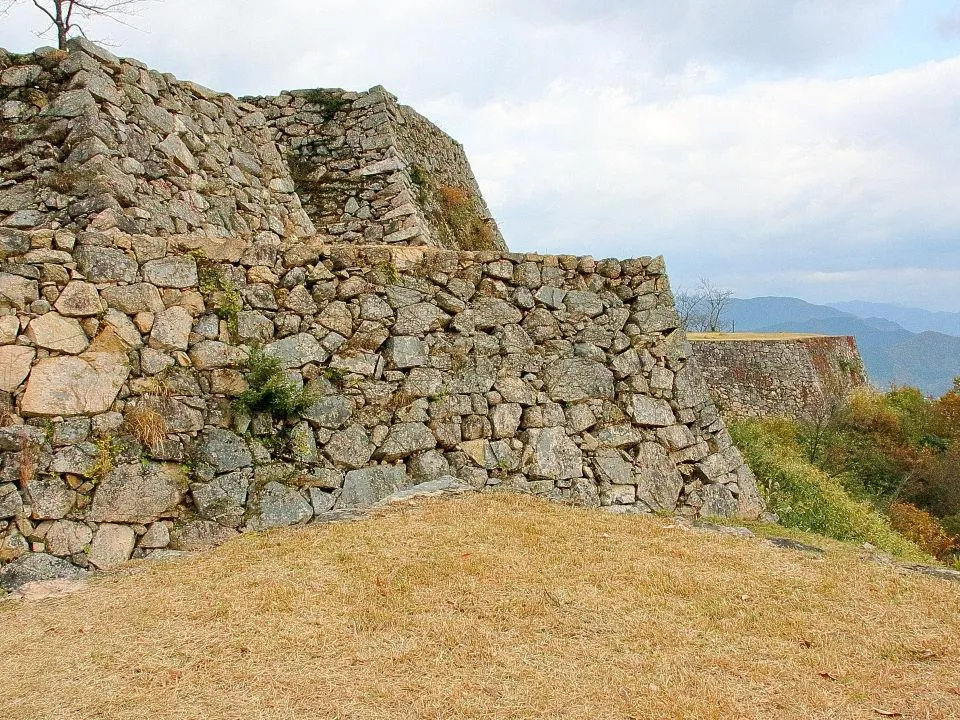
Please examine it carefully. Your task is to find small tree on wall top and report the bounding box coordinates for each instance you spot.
[675,277,734,332]
[2,0,150,50]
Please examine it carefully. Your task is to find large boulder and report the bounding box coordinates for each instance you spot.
[245,482,314,531]
[338,466,410,509]
[543,358,615,402]
[0,553,88,592]
[21,352,130,416]
[87,462,186,523]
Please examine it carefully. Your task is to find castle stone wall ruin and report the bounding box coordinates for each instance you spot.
[0,40,761,581]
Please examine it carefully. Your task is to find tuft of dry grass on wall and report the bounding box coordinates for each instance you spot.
[124,403,169,455]
[1,493,959,720]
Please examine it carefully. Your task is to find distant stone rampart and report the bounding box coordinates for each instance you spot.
[689,334,867,421]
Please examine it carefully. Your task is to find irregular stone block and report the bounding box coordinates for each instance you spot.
[194,429,252,473]
[245,482,314,531]
[54,281,102,317]
[26,312,89,354]
[0,553,88,592]
[324,424,375,469]
[168,520,238,551]
[44,520,93,557]
[543,358,615,402]
[191,471,249,528]
[628,395,676,427]
[264,333,328,369]
[87,462,186,523]
[524,427,583,481]
[374,422,437,461]
[75,246,137,283]
[21,352,130,416]
[0,345,34,392]
[88,524,136,570]
[142,257,198,288]
[338,466,410,509]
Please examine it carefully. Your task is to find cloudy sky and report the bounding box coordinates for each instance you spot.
[3,1,960,310]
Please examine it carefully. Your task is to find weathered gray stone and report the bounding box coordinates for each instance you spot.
[142,257,198,288]
[26,312,90,354]
[88,462,186,523]
[0,345,34,392]
[409,449,450,481]
[629,395,676,427]
[374,422,436,461]
[338,466,410,509]
[21,353,130,416]
[25,475,76,520]
[168,520,238,551]
[524,427,582,481]
[491,403,522,439]
[564,291,604,317]
[460,298,523,330]
[378,476,472,504]
[634,442,684,511]
[191,471,249,528]
[673,361,711,409]
[0,272,38,309]
[383,336,428,369]
[195,429,251,473]
[593,450,634,485]
[101,284,164,314]
[303,394,353,429]
[0,482,24,518]
[236,311,274,343]
[393,303,449,335]
[44,520,93,557]
[149,306,193,351]
[308,487,336,513]
[700,484,739,518]
[75,246,137,283]
[138,522,170,549]
[543,358,615,402]
[324,424,375,468]
[189,340,248,370]
[0,228,30,258]
[245,482,314,531]
[157,133,198,172]
[49,443,98,476]
[54,281,102,317]
[0,553,88,592]
[88,524,136,570]
[289,421,319,463]
[264,333,328,368]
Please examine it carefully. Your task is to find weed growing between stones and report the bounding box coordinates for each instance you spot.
[233,349,317,420]
[197,260,242,335]
[89,436,122,483]
[437,186,497,251]
[301,89,350,120]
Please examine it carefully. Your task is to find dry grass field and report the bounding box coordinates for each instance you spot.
[2,493,958,720]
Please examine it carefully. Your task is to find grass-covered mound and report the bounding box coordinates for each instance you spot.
[3,493,959,719]
[731,418,927,561]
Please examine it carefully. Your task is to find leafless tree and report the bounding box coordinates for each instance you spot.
[675,277,734,332]
[2,0,149,50]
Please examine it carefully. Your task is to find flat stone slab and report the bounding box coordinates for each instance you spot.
[767,537,825,554]
[0,553,89,592]
[21,352,130,416]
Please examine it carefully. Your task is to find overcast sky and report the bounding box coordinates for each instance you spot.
[3,1,960,310]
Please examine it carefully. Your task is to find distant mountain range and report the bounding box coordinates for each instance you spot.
[724,297,960,396]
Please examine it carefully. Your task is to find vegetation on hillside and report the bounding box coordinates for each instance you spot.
[732,378,960,565]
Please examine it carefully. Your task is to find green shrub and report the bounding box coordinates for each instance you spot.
[234,349,317,420]
[731,418,927,560]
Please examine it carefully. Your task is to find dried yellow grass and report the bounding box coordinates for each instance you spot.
[687,332,827,341]
[123,402,169,454]
[2,493,958,720]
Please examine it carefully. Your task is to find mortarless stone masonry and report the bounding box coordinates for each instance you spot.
[689,334,867,421]
[0,40,762,578]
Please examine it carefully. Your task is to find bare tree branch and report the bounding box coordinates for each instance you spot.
[675,277,734,333]
[7,0,153,49]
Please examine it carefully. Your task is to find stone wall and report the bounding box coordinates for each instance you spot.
[0,40,762,581]
[0,227,760,573]
[1,39,503,252]
[249,87,506,251]
[689,334,867,421]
